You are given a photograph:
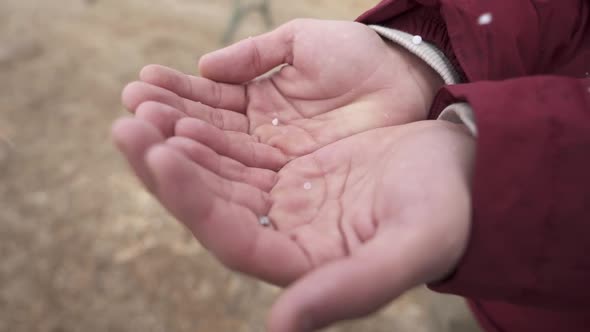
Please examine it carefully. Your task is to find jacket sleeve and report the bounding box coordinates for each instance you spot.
[427,76,590,309]
[357,0,590,81]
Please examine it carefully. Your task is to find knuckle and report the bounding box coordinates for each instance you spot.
[209,110,225,130]
[248,142,259,167]
[210,81,223,108]
[250,38,263,75]
[182,73,194,97]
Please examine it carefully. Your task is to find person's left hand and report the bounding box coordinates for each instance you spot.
[120,19,443,162]
[112,117,475,331]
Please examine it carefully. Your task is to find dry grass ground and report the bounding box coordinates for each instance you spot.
[0,0,480,331]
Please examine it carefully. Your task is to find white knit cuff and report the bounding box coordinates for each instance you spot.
[438,103,478,136]
[369,25,461,85]
[368,26,476,135]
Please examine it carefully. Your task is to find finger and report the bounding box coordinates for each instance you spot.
[268,227,428,332]
[148,144,271,219]
[135,101,185,137]
[111,118,165,192]
[122,81,249,132]
[140,64,247,113]
[198,21,295,83]
[146,145,310,285]
[165,136,277,192]
[175,117,289,171]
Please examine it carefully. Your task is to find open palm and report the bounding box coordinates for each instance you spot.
[122,19,443,160]
[112,117,474,331]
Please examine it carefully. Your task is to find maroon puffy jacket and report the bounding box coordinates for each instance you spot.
[358,1,590,331]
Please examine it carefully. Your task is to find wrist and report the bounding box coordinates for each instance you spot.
[434,122,475,283]
[385,42,445,118]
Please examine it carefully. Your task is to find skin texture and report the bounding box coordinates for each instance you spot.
[121,19,444,161]
[113,19,474,332]
[112,118,475,332]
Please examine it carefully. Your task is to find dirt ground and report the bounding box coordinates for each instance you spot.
[0,0,481,331]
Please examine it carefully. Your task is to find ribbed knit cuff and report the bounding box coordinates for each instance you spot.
[439,103,477,136]
[369,25,462,85]
[369,26,476,134]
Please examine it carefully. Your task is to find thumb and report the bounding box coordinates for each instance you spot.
[198,22,295,83]
[267,227,435,332]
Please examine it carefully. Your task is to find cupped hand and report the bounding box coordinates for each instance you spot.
[121,19,443,160]
[112,117,475,332]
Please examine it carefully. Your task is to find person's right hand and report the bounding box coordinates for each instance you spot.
[121,19,443,161]
[112,117,475,331]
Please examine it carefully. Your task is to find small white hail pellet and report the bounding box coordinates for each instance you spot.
[411,35,422,45]
[271,118,279,126]
[477,12,493,25]
[303,182,312,190]
[259,216,271,227]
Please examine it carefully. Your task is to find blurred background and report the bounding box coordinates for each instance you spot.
[0,0,481,331]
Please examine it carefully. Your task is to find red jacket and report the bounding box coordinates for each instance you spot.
[358,1,590,331]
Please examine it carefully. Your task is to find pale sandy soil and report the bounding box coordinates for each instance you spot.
[0,0,480,331]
